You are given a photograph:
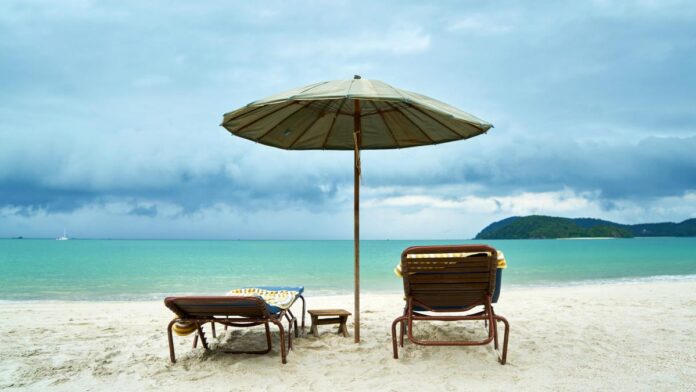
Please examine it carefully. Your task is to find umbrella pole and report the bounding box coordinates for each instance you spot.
[353,99,361,343]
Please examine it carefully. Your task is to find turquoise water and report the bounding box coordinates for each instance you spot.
[1,238,696,300]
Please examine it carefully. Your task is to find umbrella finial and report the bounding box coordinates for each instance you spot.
[354,75,361,79]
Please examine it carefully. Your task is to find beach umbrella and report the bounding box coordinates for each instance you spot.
[221,76,492,342]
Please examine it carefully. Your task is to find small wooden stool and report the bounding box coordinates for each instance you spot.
[308,309,351,337]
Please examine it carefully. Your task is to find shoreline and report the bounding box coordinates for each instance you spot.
[556,237,617,240]
[2,273,696,303]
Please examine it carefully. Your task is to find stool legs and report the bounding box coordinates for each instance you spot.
[310,315,319,337]
[339,315,349,337]
[310,314,350,337]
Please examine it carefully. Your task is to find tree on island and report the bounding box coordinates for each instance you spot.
[475,215,696,239]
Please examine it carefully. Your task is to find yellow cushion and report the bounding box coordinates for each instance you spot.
[497,251,507,268]
[226,288,297,309]
[394,250,507,277]
[172,320,197,336]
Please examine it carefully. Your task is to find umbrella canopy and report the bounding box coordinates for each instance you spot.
[222,77,491,150]
[221,76,492,342]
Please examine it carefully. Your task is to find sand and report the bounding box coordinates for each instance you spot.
[1,280,695,391]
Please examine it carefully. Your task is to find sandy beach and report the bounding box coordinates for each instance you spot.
[1,280,695,391]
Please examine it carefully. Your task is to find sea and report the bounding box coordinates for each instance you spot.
[1,238,696,301]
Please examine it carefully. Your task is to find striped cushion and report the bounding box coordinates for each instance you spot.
[394,250,507,277]
[226,288,299,310]
[251,286,304,294]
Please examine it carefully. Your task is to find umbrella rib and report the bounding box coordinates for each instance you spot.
[287,100,334,149]
[385,101,437,144]
[371,101,400,148]
[405,103,469,139]
[288,81,331,100]
[360,106,401,116]
[254,100,315,142]
[221,104,268,125]
[322,98,348,149]
[388,85,466,138]
[231,101,299,133]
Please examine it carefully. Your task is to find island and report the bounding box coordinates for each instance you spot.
[474,215,696,239]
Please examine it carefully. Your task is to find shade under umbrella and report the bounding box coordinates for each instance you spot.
[221,76,492,342]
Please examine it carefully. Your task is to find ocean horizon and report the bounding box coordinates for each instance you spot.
[2,237,696,301]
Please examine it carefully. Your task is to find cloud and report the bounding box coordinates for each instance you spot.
[447,15,514,35]
[1,1,695,238]
[2,122,695,238]
[128,205,158,217]
[466,136,696,199]
[366,189,595,215]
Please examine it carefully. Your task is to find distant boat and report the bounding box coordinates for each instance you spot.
[56,229,69,241]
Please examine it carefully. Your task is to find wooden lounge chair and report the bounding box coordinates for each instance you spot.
[391,245,510,364]
[165,296,296,364]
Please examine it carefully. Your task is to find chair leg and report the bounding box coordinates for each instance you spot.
[264,322,272,352]
[285,309,299,350]
[287,314,295,350]
[192,333,198,348]
[399,307,407,347]
[271,319,287,364]
[391,315,406,359]
[287,310,299,338]
[491,311,499,350]
[391,317,398,359]
[493,321,499,350]
[289,326,294,351]
[494,315,510,365]
[211,321,216,338]
[196,324,210,350]
[299,295,306,332]
[167,319,177,363]
[399,319,405,347]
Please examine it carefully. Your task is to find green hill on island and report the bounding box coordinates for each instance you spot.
[475,215,696,239]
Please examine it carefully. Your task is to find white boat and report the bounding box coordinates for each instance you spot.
[56,229,69,241]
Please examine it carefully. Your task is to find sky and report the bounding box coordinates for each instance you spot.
[1,0,695,239]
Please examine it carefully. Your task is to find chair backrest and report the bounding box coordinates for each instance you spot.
[164,296,270,319]
[401,245,498,311]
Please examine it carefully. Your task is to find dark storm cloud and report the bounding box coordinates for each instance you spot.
[362,134,696,200]
[4,134,693,217]
[0,157,352,217]
[0,181,97,213]
[128,205,158,218]
[457,136,696,199]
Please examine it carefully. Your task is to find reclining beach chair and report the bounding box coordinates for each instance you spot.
[391,245,510,364]
[165,295,296,364]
